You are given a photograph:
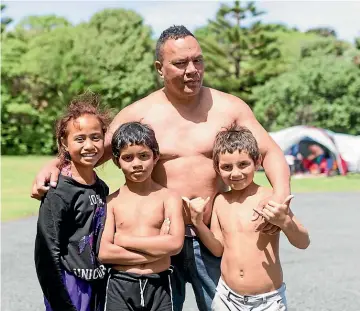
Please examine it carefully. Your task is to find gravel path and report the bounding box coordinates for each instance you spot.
[2,192,359,311]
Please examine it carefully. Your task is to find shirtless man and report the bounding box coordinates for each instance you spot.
[98,122,184,310]
[31,25,291,311]
[189,125,309,311]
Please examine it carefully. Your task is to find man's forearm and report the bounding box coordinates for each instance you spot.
[98,243,160,265]
[95,149,112,167]
[262,147,291,198]
[117,235,183,257]
[95,139,113,167]
[50,158,61,168]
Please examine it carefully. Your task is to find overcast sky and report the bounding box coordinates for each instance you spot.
[3,0,360,42]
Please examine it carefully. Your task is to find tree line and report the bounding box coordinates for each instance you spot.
[2,1,360,155]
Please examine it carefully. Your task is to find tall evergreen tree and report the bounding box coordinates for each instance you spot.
[1,4,12,33]
[195,0,281,104]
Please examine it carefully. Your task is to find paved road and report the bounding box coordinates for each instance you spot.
[2,193,360,311]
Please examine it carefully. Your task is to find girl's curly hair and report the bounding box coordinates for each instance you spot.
[55,92,112,168]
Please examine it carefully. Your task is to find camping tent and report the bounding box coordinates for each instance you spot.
[269,126,350,175]
[331,133,360,172]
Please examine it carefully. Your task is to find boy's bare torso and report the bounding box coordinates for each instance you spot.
[131,88,236,225]
[216,186,283,295]
[109,185,171,274]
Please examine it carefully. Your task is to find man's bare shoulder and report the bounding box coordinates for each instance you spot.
[207,87,248,109]
[138,89,164,103]
[115,90,163,120]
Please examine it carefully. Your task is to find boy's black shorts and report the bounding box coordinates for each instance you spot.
[104,268,173,311]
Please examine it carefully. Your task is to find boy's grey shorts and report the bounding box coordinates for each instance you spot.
[211,277,287,311]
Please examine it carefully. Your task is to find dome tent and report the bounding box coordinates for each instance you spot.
[269,126,348,175]
[331,132,360,173]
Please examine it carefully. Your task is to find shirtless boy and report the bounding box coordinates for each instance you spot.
[189,125,310,311]
[98,122,184,311]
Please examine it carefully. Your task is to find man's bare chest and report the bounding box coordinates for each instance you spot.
[144,113,232,158]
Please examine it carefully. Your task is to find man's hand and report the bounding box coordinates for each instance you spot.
[252,193,291,234]
[184,196,210,227]
[31,160,60,200]
[160,218,171,235]
[253,195,294,232]
[260,195,294,228]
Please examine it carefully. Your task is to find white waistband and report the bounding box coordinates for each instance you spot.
[217,277,286,303]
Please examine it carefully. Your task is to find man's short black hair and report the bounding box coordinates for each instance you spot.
[155,25,195,62]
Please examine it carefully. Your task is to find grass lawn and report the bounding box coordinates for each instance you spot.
[2,156,360,221]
